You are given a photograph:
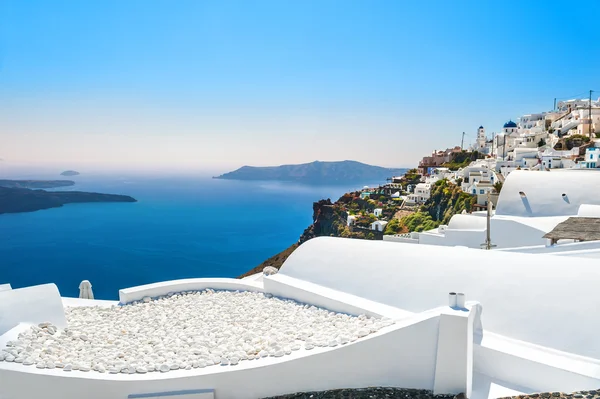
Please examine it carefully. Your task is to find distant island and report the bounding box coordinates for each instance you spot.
[214,160,408,183]
[60,170,80,176]
[0,180,75,189]
[0,187,137,215]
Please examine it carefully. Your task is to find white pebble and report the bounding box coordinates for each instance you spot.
[0,290,392,373]
[159,364,170,373]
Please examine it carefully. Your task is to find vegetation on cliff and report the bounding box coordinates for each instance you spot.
[442,150,485,171]
[384,179,476,234]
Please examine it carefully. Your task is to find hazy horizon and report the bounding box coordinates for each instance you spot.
[1,0,599,171]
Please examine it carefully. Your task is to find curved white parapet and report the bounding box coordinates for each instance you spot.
[0,309,444,399]
[118,278,264,304]
[0,284,66,335]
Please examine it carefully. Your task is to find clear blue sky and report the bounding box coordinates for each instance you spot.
[1,0,599,172]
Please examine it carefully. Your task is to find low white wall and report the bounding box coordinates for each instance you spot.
[118,278,264,304]
[474,332,600,393]
[263,274,412,319]
[434,306,477,397]
[0,284,12,292]
[382,236,419,244]
[0,284,66,335]
[0,313,442,399]
[498,241,600,254]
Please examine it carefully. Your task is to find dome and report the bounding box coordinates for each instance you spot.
[503,120,517,128]
[479,125,484,129]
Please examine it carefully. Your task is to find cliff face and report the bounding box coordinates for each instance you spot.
[238,195,379,278]
[298,199,348,244]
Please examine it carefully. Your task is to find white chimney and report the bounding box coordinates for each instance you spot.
[448,292,457,307]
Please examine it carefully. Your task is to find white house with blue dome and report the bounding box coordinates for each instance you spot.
[502,120,518,134]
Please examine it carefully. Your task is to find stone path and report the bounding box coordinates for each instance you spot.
[265,388,600,399]
[263,388,454,399]
[499,390,600,399]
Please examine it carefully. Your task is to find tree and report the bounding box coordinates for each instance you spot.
[493,181,503,194]
[537,138,546,147]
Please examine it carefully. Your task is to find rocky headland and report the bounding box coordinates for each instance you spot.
[214,160,408,184]
[0,186,137,215]
[0,179,75,189]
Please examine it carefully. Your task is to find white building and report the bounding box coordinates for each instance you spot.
[374,208,383,217]
[408,170,600,249]
[552,98,600,136]
[581,147,600,168]
[371,220,388,232]
[414,183,431,202]
[347,215,357,226]
[475,126,486,151]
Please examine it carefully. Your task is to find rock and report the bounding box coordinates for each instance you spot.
[159,364,170,373]
[63,364,73,371]
[262,266,279,276]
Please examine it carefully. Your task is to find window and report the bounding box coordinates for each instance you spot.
[480,189,484,194]
[472,189,476,194]
[591,154,594,160]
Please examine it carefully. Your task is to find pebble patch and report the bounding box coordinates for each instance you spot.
[0,290,393,373]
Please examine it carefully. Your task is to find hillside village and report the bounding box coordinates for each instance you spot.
[344,96,600,235]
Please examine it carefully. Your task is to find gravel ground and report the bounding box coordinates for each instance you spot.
[263,388,456,399]
[498,390,600,399]
[265,388,600,399]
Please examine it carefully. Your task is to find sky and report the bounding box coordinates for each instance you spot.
[1,0,599,173]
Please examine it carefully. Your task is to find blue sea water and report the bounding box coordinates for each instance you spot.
[0,174,370,299]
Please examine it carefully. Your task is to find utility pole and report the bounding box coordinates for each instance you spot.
[481,191,496,250]
[461,132,465,150]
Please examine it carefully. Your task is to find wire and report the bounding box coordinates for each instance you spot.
[555,90,597,101]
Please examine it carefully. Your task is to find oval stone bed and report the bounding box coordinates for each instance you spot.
[0,290,394,373]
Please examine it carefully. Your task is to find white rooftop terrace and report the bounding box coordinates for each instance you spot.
[3,237,600,398]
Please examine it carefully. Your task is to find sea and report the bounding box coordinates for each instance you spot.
[0,173,375,300]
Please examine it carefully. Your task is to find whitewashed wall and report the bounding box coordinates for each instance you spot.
[280,237,600,359]
[495,170,600,217]
[0,313,442,399]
